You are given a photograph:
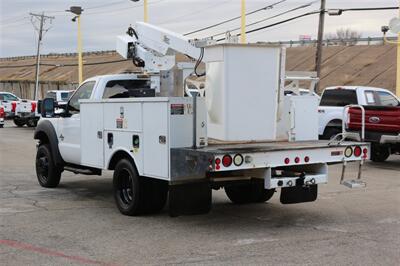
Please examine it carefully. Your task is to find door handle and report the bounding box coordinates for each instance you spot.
[107,133,113,149]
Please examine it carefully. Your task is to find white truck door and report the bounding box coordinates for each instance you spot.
[58,81,96,165]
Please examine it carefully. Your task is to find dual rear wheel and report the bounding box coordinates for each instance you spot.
[113,159,168,216]
[224,181,275,204]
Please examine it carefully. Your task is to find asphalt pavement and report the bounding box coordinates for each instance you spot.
[1,120,399,265]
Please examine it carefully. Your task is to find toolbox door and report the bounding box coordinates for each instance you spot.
[143,102,169,180]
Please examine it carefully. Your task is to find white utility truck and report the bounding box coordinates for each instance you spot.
[35,22,369,216]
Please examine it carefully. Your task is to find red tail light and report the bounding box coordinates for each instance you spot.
[31,102,37,113]
[222,155,232,167]
[304,156,310,163]
[0,107,4,118]
[215,158,221,170]
[294,157,300,164]
[354,146,362,157]
[11,102,17,112]
[284,158,290,164]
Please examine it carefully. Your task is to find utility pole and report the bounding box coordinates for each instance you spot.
[314,0,326,92]
[30,13,54,100]
[241,0,247,43]
[397,0,400,97]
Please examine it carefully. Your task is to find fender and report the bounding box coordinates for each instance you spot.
[34,120,64,167]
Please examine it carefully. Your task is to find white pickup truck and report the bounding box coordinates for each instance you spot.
[0,91,38,127]
[0,92,19,118]
[318,86,399,139]
[45,90,74,105]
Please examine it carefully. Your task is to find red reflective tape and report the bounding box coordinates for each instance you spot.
[0,239,118,266]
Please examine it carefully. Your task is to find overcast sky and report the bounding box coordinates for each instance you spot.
[0,0,398,57]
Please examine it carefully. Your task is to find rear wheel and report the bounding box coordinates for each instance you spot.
[13,117,25,127]
[224,181,275,204]
[26,118,38,127]
[322,127,341,140]
[371,144,390,162]
[35,144,62,188]
[113,159,167,216]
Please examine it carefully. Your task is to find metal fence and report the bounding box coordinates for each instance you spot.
[263,36,397,47]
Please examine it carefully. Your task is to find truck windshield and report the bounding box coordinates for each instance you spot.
[320,89,358,106]
[102,79,152,99]
[0,93,18,101]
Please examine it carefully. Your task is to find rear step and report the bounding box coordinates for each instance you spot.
[64,165,102,176]
[340,160,366,189]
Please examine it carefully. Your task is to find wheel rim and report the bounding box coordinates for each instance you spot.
[118,169,134,206]
[36,153,49,183]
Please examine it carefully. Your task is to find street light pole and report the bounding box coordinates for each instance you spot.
[67,6,84,84]
[315,0,326,92]
[241,0,247,43]
[144,0,148,22]
[77,15,83,84]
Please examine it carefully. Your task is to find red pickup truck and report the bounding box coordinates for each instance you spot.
[347,106,400,162]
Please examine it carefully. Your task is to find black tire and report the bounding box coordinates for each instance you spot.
[0,124,3,128]
[224,181,275,204]
[35,144,62,188]
[113,159,168,216]
[322,127,341,140]
[26,119,38,128]
[13,117,25,127]
[371,144,390,162]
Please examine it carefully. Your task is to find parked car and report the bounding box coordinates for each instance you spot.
[14,99,39,127]
[318,86,399,139]
[0,106,4,128]
[0,92,19,118]
[0,91,39,127]
[346,106,400,162]
[45,90,74,105]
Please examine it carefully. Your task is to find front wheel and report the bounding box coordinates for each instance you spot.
[224,181,275,204]
[36,144,62,188]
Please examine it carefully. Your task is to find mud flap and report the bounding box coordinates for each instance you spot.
[280,185,318,204]
[169,180,212,217]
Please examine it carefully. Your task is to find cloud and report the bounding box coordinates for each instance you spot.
[0,0,397,57]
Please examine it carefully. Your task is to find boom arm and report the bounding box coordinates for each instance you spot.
[117,22,202,73]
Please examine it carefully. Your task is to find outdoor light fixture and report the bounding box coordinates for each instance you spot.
[327,9,343,16]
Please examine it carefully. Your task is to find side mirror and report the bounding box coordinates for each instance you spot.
[41,98,55,118]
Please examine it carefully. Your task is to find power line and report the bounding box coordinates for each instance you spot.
[210,1,318,38]
[85,0,167,16]
[0,59,130,69]
[216,10,320,42]
[216,5,400,42]
[184,0,287,36]
[157,0,234,25]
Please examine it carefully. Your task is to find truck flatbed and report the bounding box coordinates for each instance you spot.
[182,140,364,154]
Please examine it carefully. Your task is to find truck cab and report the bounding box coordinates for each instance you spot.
[41,74,152,165]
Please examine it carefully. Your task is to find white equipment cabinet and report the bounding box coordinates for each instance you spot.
[80,97,207,180]
[205,44,282,142]
[277,95,319,141]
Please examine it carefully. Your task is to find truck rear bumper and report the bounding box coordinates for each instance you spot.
[380,134,400,144]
